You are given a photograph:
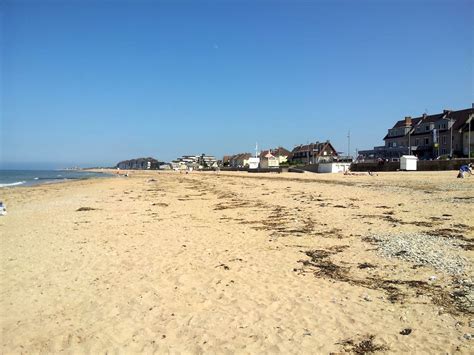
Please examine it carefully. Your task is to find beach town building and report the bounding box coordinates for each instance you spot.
[170,161,187,170]
[359,106,474,161]
[222,155,232,167]
[289,141,338,165]
[228,153,252,167]
[197,154,218,168]
[116,157,163,170]
[171,156,198,170]
[259,147,291,164]
[159,163,172,170]
[259,151,280,168]
[173,154,218,169]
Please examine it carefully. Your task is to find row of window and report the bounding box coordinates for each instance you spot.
[414,138,431,146]
[415,122,449,133]
[293,150,331,157]
[388,136,453,147]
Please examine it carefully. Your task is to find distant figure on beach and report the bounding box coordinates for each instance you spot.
[457,163,473,178]
[344,169,368,176]
[0,202,6,216]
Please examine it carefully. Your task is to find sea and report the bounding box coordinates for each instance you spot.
[0,170,112,188]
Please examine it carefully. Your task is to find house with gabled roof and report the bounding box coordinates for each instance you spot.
[259,151,279,168]
[229,153,252,167]
[447,108,474,157]
[360,106,474,161]
[289,141,338,164]
[388,108,474,159]
[258,146,291,165]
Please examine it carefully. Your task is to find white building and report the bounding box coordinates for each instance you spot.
[317,162,351,173]
[260,152,279,168]
[173,154,218,169]
[248,157,260,169]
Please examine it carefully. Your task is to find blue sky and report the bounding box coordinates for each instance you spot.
[1,0,473,169]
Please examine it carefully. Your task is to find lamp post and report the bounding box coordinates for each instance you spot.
[347,130,351,161]
[450,118,454,158]
[468,115,472,159]
[408,129,411,155]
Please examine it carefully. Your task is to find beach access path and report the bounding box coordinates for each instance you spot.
[1,170,473,353]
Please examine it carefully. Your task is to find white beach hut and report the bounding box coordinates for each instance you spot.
[248,157,260,169]
[400,155,418,171]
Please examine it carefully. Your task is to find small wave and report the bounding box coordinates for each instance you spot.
[34,177,39,180]
[0,181,26,188]
[37,177,79,180]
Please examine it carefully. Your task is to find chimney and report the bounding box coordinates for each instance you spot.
[404,116,412,126]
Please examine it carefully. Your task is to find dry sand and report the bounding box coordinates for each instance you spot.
[1,170,473,353]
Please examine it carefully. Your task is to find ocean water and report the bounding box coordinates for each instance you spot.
[0,170,111,188]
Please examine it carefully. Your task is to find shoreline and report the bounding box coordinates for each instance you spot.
[0,170,114,189]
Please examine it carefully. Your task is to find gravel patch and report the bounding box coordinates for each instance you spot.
[370,232,470,275]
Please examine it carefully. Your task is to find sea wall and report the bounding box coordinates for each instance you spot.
[220,167,282,173]
[350,158,474,172]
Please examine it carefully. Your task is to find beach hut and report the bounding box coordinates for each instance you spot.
[248,157,260,169]
[400,155,418,171]
[318,162,351,173]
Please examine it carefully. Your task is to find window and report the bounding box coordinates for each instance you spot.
[442,136,447,145]
[424,138,429,145]
[425,125,429,131]
[393,142,397,147]
[415,139,419,146]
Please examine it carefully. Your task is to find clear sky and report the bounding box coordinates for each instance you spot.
[1,0,473,169]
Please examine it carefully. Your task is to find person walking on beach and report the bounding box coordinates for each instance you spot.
[457,163,473,178]
[0,202,6,216]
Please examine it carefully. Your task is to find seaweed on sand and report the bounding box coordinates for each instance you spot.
[337,334,388,354]
[296,246,350,280]
[76,207,97,211]
[297,248,473,316]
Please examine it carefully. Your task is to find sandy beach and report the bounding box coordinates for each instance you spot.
[1,170,473,353]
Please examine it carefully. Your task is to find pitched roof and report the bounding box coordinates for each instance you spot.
[259,147,290,158]
[391,117,423,129]
[290,141,338,157]
[231,153,252,160]
[259,150,276,159]
[420,113,445,123]
[384,108,474,139]
[447,108,474,131]
[271,146,291,156]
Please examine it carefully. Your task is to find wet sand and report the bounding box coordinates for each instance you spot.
[1,170,473,353]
